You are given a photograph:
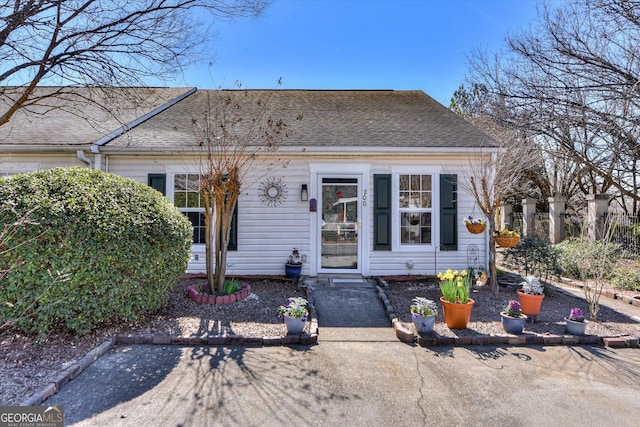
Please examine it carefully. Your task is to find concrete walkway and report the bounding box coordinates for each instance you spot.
[304,277,396,342]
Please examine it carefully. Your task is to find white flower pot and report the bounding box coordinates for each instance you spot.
[412,314,436,334]
[284,316,306,334]
[565,318,588,335]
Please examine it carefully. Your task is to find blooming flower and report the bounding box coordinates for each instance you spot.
[569,307,584,322]
[505,300,523,318]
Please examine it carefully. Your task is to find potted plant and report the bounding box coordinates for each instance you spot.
[500,300,528,334]
[517,276,545,316]
[410,297,438,334]
[463,215,487,234]
[438,268,474,329]
[474,269,488,286]
[278,296,309,334]
[494,229,520,248]
[285,247,303,278]
[565,307,588,335]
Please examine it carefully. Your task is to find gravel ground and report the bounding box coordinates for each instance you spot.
[1,273,639,406]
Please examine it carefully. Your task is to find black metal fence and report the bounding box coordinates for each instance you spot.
[607,212,640,255]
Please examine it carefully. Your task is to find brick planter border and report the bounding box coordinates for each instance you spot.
[186,283,251,305]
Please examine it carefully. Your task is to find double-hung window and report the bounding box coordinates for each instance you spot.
[399,174,433,245]
[173,173,206,244]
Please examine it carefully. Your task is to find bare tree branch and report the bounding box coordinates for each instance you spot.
[0,0,269,127]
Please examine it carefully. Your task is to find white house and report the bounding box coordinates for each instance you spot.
[0,87,492,277]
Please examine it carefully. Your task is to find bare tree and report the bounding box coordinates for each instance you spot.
[0,0,268,127]
[464,0,640,215]
[569,220,623,321]
[191,88,298,295]
[459,141,534,294]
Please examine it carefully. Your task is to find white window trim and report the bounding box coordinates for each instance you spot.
[391,166,441,252]
[166,166,206,249]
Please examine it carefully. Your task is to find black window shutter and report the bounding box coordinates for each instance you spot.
[228,202,238,251]
[373,174,392,250]
[148,173,166,196]
[218,202,239,251]
[439,174,458,251]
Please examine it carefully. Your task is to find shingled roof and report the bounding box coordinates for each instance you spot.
[104,89,496,151]
[0,86,194,151]
[0,88,495,152]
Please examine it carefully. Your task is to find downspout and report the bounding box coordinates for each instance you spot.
[76,150,93,169]
[91,144,102,170]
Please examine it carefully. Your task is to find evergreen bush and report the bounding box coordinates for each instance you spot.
[0,167,192,337]
[501,237,561,282]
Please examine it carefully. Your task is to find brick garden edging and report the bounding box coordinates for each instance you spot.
[374,278,640,349]
[21,276,637,406]
[186,283,251,305]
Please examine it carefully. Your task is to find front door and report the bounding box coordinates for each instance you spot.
[320,177,360,271]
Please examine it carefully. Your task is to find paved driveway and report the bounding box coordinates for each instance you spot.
[45,343,640,426]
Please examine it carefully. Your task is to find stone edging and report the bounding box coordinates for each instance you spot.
[373,278,640,349]
[22,287,318,406]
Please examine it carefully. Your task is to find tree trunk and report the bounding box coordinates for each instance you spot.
[488,215,499,295]
[204,201,215,295]
[213,194,226,295]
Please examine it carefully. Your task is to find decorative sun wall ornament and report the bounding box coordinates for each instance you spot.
[259,176,288,207]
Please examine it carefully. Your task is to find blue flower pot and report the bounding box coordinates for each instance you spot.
[500,312,527,334]
[284,316,306,334]
[285,263,302,278]
[565,318,587,335]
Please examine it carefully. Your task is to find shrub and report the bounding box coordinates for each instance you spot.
[555,235,624,321]
[609,266,640,292]
[556,237,622,280]
[502,237,561,282]
[0,167,192,337]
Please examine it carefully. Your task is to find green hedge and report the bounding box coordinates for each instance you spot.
[0,167,192,337]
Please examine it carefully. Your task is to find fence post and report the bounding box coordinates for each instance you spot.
[522,198,537,238]
[499,204,512,231]
[548,196,566,244]
[587,193,609,241]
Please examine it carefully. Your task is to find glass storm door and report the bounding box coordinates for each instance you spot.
[320,177,359,270]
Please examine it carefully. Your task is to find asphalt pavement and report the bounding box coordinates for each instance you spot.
[45,343,640,426]
[42,277,640,426]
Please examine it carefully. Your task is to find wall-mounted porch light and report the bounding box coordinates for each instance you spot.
[301,184,309,201]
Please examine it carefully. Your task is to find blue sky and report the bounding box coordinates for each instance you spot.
[178,0,542,106]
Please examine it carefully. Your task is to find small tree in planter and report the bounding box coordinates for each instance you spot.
[458,140,534,294]
[192,86,301,295]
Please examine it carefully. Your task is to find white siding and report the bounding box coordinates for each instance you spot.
[0,153,85,173]
[86,153,488,276]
